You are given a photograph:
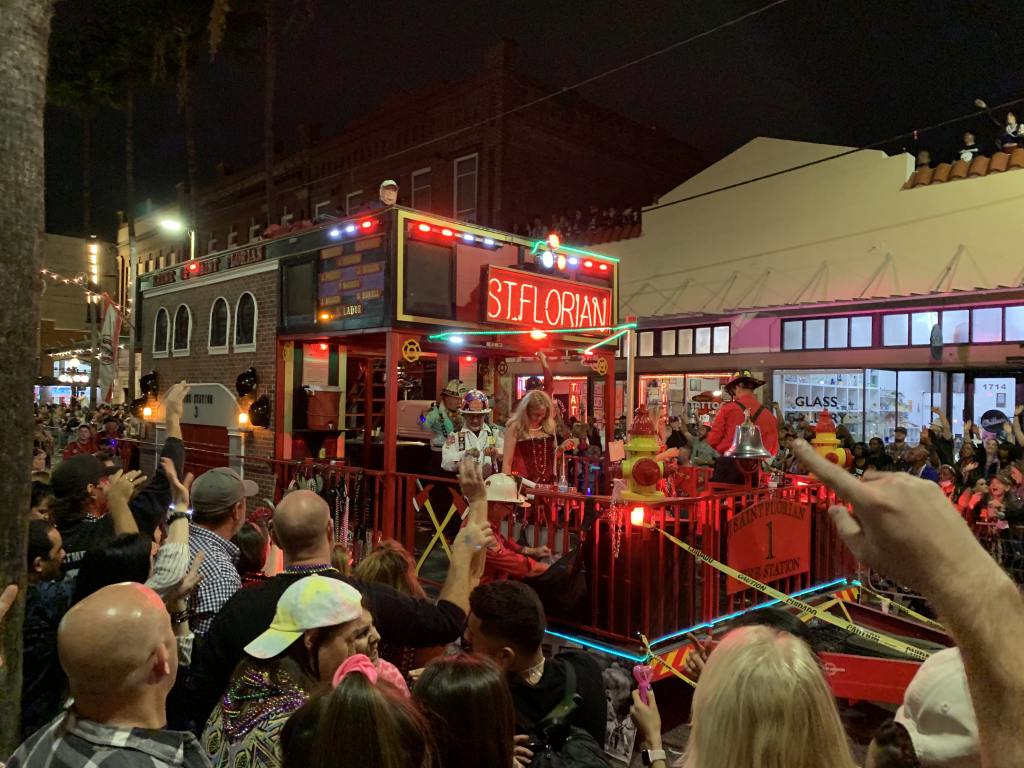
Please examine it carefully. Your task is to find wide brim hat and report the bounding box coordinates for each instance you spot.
[725,370,766,392]
[441,379,468,398]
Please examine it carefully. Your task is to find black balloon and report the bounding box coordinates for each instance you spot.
[129,396,150,419]
[249,394,271,428]
[236,367,259,397]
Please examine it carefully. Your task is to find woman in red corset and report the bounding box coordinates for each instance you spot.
[502,390,575,485]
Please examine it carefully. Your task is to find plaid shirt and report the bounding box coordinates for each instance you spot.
[188,524,241,636]
[8,711,212,767]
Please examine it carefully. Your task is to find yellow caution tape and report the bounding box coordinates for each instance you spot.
[639,633,697,688]
[860,583,945,631]
[647,525,932,662]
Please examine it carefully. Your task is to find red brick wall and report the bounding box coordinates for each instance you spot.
[141,266,280,497]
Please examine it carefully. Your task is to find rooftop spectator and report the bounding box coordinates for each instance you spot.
[958,130,981,163]
[997,111,1021,152]
[7,583,208,768]
[412,653,517,768]
[915,149,933,170]
[466,580,608,749]
[187,488,491,730]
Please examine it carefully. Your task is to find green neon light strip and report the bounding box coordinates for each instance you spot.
[529,240,620,263]
[582,327,630,354]
[428,321,636,341]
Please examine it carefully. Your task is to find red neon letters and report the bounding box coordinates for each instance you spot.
[485,266,613,331]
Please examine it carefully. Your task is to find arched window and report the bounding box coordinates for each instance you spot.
[208,297,230,353]
[234,292,257,351]
[153,308,169,357]
[173,304,192,355]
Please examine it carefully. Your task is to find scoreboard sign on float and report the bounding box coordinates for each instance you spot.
[485,265,614,332]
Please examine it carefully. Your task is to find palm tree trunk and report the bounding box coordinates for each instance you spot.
[82,114,92,235]
[263,0,278,227]
[0,0,55,753]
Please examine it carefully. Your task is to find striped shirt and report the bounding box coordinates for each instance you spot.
[8,711,212,767]
[187,524,241,636]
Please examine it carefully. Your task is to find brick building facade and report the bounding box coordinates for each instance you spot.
[133,40,700,271]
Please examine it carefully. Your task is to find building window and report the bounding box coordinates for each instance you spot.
[345,190,364,215]
[942,310,970,344]
[850,316,872,347]
[677,328,694,355]
[660,329,676,356]
[206,235,218,254]
[234,292,257,351]
[453,153,478,222]
[1006,306,1024,341]
[314,200,333,220]
[638,331,654,357]
[827,317,849,349]
[153,308,169,358]
[172,304,192,356]
[883,314,909,346]
[972,307,1002,343]
[695,327,712,355]
[208,297,230,354]
[910,311,938,345]
[783,320,803,351]
[227,228,238,247]
[712,325,730,353]
[804,319,826,349]
[411,167,432,211]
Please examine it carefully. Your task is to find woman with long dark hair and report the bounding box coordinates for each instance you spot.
[412,653,516,768]
[282,654,435,768]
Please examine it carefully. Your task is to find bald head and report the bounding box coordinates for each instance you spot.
[59,583,175,700]
[273,490,332,559]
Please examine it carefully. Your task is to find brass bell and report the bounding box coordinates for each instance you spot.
[725,413,772,460]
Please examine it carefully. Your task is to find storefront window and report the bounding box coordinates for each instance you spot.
[910,311,938,345]
[868,369,898,442]
[773,369,868,440]
[638,332,654,357]
[783,320,802,350]
[942,310,969,344]
[896,370,936,442]
[1006,306,1024,341]
[951,373,966,438]
[883,314,908,346]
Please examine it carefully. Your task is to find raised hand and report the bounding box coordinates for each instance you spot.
[458,458,487,505]
[106,469,148,509]
[161,457,193,509]
[163,380,191,422]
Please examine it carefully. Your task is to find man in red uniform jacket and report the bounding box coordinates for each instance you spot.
[708,371,778,484]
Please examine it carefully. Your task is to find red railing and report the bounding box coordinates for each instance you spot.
[122,438,855,643]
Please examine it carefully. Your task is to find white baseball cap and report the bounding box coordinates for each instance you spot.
[244,575,363,659]
[379,179,398,190]
[894,647,978,767]
[484,473,529,506]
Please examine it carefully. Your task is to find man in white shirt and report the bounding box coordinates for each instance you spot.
[442,390,504,477]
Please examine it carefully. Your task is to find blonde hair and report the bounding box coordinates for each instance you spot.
[507,390,556,438]
[682,626,857,768]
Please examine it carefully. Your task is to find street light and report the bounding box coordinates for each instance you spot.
[159,218,196,262]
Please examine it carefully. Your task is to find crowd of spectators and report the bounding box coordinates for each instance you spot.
[508,205,642,241]
[4,381,1024,767]
[915,110,1022,169]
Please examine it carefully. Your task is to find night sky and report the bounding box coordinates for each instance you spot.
[45,0,1024,241]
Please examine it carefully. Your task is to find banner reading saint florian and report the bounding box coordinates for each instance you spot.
[98,293,123,402]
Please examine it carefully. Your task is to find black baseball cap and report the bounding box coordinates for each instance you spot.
[51,454,105,499]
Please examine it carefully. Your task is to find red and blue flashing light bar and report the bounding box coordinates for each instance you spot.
[327,217,378,240]
[531,233,618,274]
[409,220,502,249]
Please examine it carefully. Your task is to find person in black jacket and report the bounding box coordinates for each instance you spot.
[184,487,488,731]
